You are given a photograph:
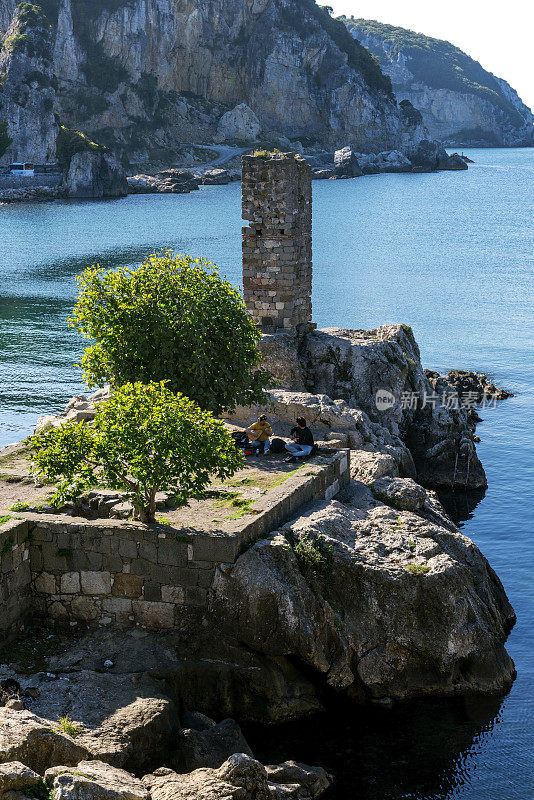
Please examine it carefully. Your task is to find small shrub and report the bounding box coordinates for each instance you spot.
[9,500,30,511]
[405,564,430,575]
[0,515,12,526]
[56,714,82,737]
[55,125,106,166]
[292,532,334,595]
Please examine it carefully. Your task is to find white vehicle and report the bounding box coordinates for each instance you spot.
[9,162,35,176]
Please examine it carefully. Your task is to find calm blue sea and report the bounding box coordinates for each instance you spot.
[0,147,533,798]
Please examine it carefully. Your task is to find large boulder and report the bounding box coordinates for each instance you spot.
[372,476,427,511]
[6,671,178,773]
[144,753,330,800]
[65,152,128,199]
[0,761,41,793]
[0,708,90,774]
[213,496,516,702]
[216,104,260,143]
[45,760,148,800]
[173,714,253,772]
[300,325,486,489]
[333,146,362,178]
[407,138,449,169]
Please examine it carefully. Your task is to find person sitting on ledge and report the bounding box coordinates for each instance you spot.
[286,417,314,462]
[246,414,272,454]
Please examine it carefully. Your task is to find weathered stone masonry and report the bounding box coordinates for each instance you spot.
[242,154,312,332]
[0,451,349,639]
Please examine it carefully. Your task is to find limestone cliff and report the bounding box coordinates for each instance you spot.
[0,0,428,165]
[343,18,534,147]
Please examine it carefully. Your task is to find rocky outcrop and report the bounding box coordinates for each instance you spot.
[257,324,486,490]
[173,714,253,772]
[216,104,260,144]
[45,761,148,800]
[144,753,331,800]
[0,3,59,164]
[214,484,516,702]
[0,708,90,773]
[65,151,127,198]
[128,170,200,194]
[0,0,435,167]
[344,18,534,147]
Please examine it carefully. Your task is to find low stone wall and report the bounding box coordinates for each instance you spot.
[0,519,32,642]
[0,451,349,636]
[0,174,63,189]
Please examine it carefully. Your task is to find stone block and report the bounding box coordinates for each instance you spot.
[34,572,56,595]
[139,540,157,562]
[132,601,174,629]
[80,571,111,595]
[71,595,98,621]
[157,539,188,566]
[118,538,138,559]
[161,585,185,604]
[112,573,143,599]
[60,572,80,594]
[143,581,162,602]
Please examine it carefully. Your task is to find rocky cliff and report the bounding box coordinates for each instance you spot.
[0,0,430,166]
[343,18,534,147]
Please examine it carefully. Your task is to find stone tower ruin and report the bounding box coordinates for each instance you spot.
[242,153,312,333]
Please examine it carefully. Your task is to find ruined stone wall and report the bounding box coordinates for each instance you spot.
[0,519,32,642]
[242,154,312,333]
[0,452,349,636]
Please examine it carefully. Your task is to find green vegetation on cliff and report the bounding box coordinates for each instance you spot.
[342,18,523,127]
[55,125,106,165]
[281,2,393,97]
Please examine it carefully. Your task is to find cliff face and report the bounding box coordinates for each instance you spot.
[0,0,426,165]
[343,18,534,147]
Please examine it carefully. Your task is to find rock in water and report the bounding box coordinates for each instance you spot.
[214,493,516,702]
[65,152,128,199]
[333,146,363,178]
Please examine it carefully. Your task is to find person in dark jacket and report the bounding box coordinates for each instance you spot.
[285,417,314,461]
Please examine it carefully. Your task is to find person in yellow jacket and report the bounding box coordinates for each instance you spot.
[246,414,273,455]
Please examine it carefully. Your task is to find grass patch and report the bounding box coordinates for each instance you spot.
[9,500,30,512]
[405,564,430,575]
[0,515,12,526]
[56,714,82,738]
[155,515,172,526]
[266,466,304,491]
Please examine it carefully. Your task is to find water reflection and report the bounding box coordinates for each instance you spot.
[438,488,487,527]
[246,692,506,800]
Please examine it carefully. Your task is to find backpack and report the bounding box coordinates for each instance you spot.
[270,437,287,454]
[232,431,249,450]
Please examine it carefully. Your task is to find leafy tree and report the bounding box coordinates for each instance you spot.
[69,251,271,415]
[29,381,243,523]
[0,122,12,159]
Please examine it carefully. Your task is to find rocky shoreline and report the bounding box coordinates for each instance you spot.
[0,324,516,797]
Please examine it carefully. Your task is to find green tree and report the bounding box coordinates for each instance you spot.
[0,122,12,159]
[29,381,243,523]
[69,251,271,415]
